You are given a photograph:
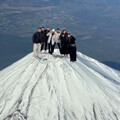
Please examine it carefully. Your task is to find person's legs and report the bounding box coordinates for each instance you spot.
[69,47,72,61]
[41,43,44,52]
[37,43,41,56]
[73,47,77,61]
[70,47,76,61]
[48,40,52,54]
[65,44,68,56]
[51,43,56,54]
[33,43,38,57]
[48,43,51,54]
[45,40,48,52]
[57,43,61,53]
[61,44,65,55]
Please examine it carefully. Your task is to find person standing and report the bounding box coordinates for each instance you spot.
[67,33,77,62]
[32,27,42,57]
[40,27,46,52]
[51,28,61,54]
[44,26,50,53]
[47,29,55,54]
[60,29,69,56]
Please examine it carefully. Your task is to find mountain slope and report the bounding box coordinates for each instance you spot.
[0,50,120,120]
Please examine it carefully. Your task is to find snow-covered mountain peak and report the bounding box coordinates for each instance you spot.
[0,50,120,120]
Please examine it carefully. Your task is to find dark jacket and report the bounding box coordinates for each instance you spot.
[67,36,77,61]
[33,32,43,43]
[67,36,76,46]
[45,30,50,40]
[60,33,68,45]
[41,31,46,43]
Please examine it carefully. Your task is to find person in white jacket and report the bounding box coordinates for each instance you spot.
[51,28,61,54]
[47,29,55,54]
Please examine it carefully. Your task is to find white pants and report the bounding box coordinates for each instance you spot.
[33,43,41,57]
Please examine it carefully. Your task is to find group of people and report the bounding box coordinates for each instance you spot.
[32,27,77,62]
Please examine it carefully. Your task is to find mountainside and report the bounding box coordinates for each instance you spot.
[0,50,120,120]
[1,0,120,70]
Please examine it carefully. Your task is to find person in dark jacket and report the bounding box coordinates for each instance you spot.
[60,29,69,56]
[33,27,42,57]
[67,33,77,62]
[40,27,46,52]
[44,26,50,53]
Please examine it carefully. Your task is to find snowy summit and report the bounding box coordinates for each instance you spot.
[0,50,120,120]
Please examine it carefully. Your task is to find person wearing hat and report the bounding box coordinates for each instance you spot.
[47,29,55,54]
[67,33,77,62]
[60,29,69,56]
[51,28,61,54]
[32,27,42,57]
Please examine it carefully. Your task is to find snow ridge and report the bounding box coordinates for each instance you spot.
[0,50,120,120]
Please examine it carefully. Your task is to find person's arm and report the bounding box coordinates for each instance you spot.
[47,32,50,36]
[60,33,63,39]
[52,34,56,43]
[58,33,61,41]
[44,30,46,35]
[58,33,60,38]
[72,36,76,42]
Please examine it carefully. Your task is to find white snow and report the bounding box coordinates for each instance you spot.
[0,49,120,120]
